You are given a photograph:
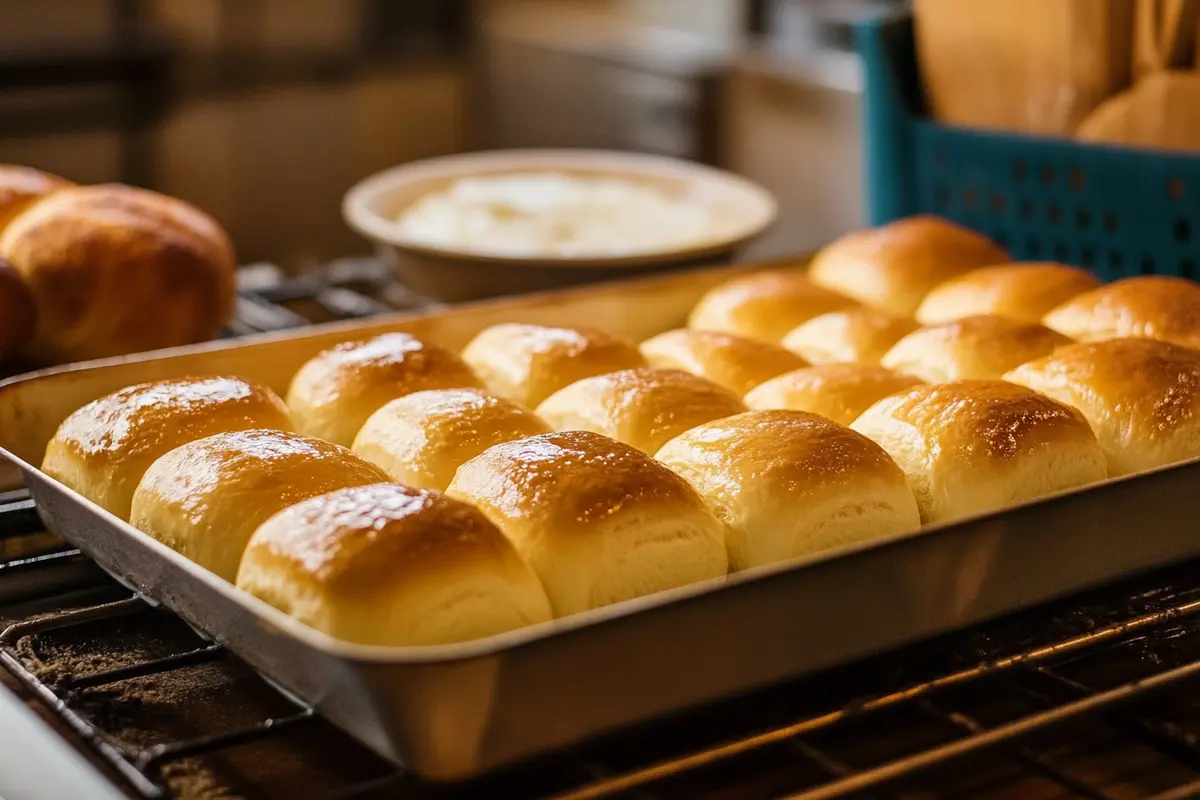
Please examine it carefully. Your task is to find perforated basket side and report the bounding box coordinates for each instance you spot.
[856,13,1200,283]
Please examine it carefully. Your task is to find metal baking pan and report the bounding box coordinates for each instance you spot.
[2,261,1199,781]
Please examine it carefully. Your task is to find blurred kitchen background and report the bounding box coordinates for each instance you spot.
[0,0,898,269]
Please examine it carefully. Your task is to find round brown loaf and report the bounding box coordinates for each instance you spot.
[781,308,918,365]
[808,216,1008,317]
[460,323,646,409]
[639,328,808,395]
[1005,338,1200,476]
[687,269,857,343]
[0,256,35,361]
[0,164,73,232]
[236,483,554,645]
[446,430,728,617]
[655,410,920,571]
[850,380,1108,524]
[743,363,923,426]
[536,367,748,455]
[287,332,482,447]
[880,315,1073,383]
[0,183,237,364]
[352,388,550,491]
[916,262,1101,325]
[41,376,294,520]
[1042,275,1200,349]
[130,429,392,581]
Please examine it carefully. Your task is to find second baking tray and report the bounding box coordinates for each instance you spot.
[2,261,1199,781]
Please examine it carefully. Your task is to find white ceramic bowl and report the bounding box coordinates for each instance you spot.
[342,149,777,302]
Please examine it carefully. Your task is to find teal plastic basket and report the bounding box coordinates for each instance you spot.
[855,13,1200,282]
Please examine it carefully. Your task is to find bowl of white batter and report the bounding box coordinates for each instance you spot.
[342,149,777,302]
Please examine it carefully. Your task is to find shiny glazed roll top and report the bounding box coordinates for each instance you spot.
[446,430,729,617]
[850,380,1108,524]
[654,409,921,571]
[42,376,294,520]
[536,367,748,454]
[460,323,646,409]
[237,483,553,646]
[686,269,857,343]
[130,429,392,581]
[639,328,809,395]
[286,331,482,447]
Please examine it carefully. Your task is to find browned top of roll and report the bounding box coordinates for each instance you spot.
[916,262,1101,324]
[287,332,483,447]
[880,314,1073,382]
[781,308,919,365]
[449,430,704,533]
[1042,275,1200,349]
[639,328,808,395]
[461,323,647,408]
[687,269,857,343]
[241,483,534,594]
[536,367,748,455]
[852,379,1095,467]
[808,216,1008,317]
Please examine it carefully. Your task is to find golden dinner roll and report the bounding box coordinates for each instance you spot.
[0,183,236,364]
[850,380,1107,524]
[916,263,1101,325]
[287,332,482,447]
[1005,338,1200,476]
[236,483,553,645]
[352,388,550,491]
[639,328,808,395]
[0,164,72,231]
[743,364,923,426]
[0,256,35,361]
[130,429,392,581]
[1042,276,1200,349]
[536,368,747,455]
[655,410,920,571]
[781,308,918,365]
[880,315,1072,383]
[446,430,728,616]
[808,216,1009,317]
[686,269,857,343]
[460,323,646,409]
[41,377,294,520]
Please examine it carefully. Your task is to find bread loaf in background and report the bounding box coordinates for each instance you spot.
[0,180,238,365]
[0,256,35,362]
[880,315,1073,383]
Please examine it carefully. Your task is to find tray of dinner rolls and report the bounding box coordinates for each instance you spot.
[5,215,1200,781]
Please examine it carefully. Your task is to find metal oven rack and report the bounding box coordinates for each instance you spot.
[6,266,1200,798]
